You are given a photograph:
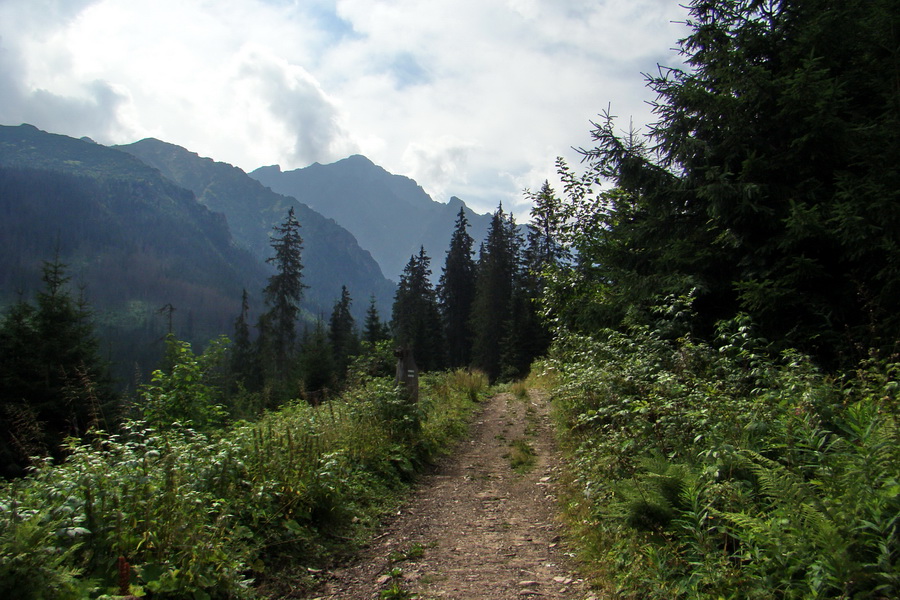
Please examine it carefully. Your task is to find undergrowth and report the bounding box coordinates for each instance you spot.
[0,369,488,599]
[544,322,899,599]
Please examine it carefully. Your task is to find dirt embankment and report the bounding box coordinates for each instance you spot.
[307,390,596,600]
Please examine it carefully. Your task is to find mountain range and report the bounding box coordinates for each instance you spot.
[114,138,396,317]
[0,124,268,380]
[0,123,497,382]
[251,157,493,282]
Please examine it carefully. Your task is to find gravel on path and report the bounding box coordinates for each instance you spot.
[307,390,595,600]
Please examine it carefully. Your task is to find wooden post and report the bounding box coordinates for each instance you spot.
[394,346,419,403]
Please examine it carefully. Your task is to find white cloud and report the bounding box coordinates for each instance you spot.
[228,45,359,167]
[402,135,477,201]
[0,0,689,214]
[0,0,134,141]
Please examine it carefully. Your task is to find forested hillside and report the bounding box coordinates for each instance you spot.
[116,139,396,318]
[0,125,268,380]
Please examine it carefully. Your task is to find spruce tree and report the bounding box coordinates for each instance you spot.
[498,184,568,379]
[230,288,258,390]
[0,258,115,476]
[525,181,570,272]
[392,247,445,372]
[257,207,306,388]
[559,0,900,363]
[328,286,358,379]
[437,207,477,368]
[297,322,335,398]
[363,295,390,344]
[469,206,522,380]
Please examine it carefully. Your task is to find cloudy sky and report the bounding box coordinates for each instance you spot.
[0,0,689,215]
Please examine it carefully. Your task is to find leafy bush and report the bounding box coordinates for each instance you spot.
[548,326,899,599]
[140,335,228,431]
[0,369,482,598]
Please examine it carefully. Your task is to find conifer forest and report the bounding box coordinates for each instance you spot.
[1,1,898,598]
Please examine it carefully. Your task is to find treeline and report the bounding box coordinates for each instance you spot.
[392,197,564,382]
[226,194,566,407]
[0,195,494,597]
[0,179,558,475]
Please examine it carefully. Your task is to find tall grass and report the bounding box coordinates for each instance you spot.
[0,369,487,599]
[546,326,899,599]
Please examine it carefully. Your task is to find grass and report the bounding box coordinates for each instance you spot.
[0,369,489,599]
[510,380,530,400]
[505,438,537,473]
[389,543,426,563]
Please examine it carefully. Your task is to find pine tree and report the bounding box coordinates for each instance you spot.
[560,0,900,363]
[0,257,116,476]
[525,181,570,272]
[0,299,41,476]
[328,286,359,379]
[257,207,306,388]
[297,322,335,399]
[469,206,522,380]
[230,288,258,390]
[502,181,569,373]
[437,207,477,368]
[363,295,390,344]
[497,243,554,381]
[392,247,445,372]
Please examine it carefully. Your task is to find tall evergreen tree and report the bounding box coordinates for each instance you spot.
[499,183,569,379]
[257,207,306,387]
[0,258,115,476]
[328,285,358,379]
[554,0,900,364]
[392,247,445,372]
[525,181,570,272]
[230,288,258,390]
[470,206,522,380]
[297,322,335,398]
[363,295,390,345]
[437,207,477,368]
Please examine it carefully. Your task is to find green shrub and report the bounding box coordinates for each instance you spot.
[0,367,482,598]
[548,326,899,599]
[140,335,228,431]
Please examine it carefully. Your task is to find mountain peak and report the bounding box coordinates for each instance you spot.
[249,155,493,280]
[343,154,376,166]
[253,164,283,176]
[125,138,200,159]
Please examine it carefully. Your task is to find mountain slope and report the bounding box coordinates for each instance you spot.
[250,156,494,281]
[0,124,268,380]
[115,139,396,318]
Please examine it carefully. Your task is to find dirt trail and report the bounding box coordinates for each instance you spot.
[308,390,594,600]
